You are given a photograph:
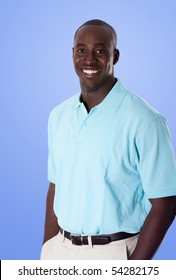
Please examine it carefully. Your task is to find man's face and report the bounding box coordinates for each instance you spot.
[73,25,119,92]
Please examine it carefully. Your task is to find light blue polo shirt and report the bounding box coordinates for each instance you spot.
[48,79,176,235]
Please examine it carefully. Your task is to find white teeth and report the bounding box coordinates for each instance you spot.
[83,69,98,74]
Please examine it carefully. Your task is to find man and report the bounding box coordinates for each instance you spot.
[41,19,176,260]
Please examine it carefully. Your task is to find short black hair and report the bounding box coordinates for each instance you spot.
[74,19,117,48]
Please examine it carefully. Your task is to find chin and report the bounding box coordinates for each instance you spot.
[82,83,100,92]
[80,78,103,91]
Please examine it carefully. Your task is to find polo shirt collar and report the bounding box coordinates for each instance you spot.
[72,78,127,114]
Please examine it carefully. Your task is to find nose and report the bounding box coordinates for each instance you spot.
[85,51,97,64]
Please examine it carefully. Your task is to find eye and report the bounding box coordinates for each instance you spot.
[96,49,106,54]
[77,48,86,54]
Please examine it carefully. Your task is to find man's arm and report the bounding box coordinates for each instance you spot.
[43,182,60,244]
[129,196,176,260]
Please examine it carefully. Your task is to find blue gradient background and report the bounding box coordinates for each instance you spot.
[0,0,175,259]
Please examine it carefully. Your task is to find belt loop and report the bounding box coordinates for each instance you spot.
[62,229,65,243]
[88,235,93,248]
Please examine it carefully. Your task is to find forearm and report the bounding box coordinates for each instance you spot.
[129,197,175,260]
[43,183,60,244]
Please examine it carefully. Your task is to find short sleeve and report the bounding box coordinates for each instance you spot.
[47,111,56,184]
[135,117,176,198]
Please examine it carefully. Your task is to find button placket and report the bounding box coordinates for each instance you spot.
[77,106,97,140]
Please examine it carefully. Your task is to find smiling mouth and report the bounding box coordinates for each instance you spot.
[82,69,99,74]
[81,67,101,78]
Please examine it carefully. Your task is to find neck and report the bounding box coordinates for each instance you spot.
[80,78,116,112]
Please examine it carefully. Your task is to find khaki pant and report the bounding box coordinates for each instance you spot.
[40,232,139,260]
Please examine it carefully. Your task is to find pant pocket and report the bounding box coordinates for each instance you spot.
[126,234,139,259]
[40,235,59,260]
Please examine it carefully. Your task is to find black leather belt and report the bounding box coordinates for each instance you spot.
[60,227,138,246]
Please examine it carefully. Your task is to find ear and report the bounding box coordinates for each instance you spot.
[72,47,74,58]
[113,49,120,65]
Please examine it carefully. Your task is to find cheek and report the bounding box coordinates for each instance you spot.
[105,60,113,71]
[73,56,82,67]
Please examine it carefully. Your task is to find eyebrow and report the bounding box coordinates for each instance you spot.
[75,43,108,48]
